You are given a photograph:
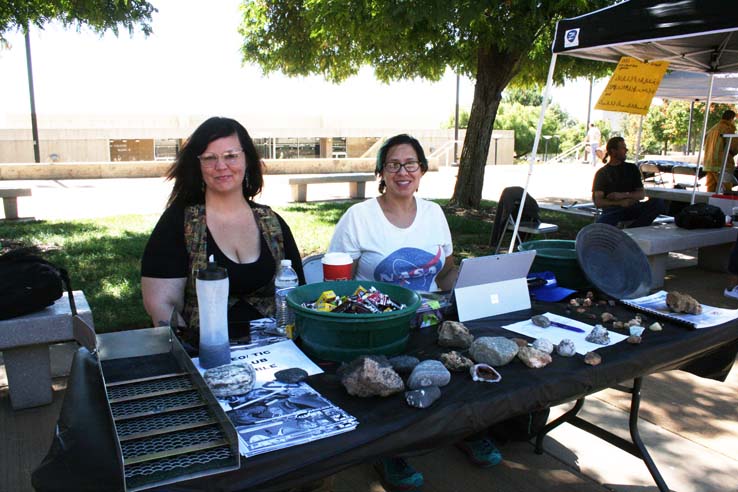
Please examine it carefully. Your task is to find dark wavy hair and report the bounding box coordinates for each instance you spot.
[166,117,264,207]
[374,134,429,193]
[602,136,625,164]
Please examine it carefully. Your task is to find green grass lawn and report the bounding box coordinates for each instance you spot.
[0,200,591,332]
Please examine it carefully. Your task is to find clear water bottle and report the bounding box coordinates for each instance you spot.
[274,259,299,335]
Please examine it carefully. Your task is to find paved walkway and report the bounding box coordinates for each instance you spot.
[1,161,736,492]
[2,161,598,220]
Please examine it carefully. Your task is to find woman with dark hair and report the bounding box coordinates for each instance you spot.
[329,134,457,292]
[329,135,500,490]
[141,116,304,344]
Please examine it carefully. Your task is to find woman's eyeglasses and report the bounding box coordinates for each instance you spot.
[198,149,244,168]
[383,160,421,173]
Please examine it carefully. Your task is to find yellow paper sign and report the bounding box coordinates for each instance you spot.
[595,57,670,115]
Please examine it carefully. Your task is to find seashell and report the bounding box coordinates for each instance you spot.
[649,322,662,332]
[601,312,615,323]
[557,339,576,357]
[585,324,610,345]
[584,351,602,365]
[470,363,502,383]
[531,315,551,327]
[629,325,645,337]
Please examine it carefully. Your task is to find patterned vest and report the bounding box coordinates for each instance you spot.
[181,203,285,344]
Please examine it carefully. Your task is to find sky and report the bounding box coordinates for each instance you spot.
[0,0,601,130]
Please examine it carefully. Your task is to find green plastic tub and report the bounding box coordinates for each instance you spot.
[518,240,591,290]
[287,281,422,362]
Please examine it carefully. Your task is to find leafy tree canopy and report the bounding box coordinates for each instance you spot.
[0,0,156,40]
[239,0,615,207]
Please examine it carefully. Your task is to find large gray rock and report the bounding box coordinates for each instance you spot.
[339,355,404,397]
[437,320,474,349]
[469,336,519,367]
[405,386,442,408]
[407,360,451,389]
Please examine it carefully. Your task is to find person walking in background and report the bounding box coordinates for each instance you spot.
[592,136,665,228]
[586,123,601,167]
[703,109,738,193]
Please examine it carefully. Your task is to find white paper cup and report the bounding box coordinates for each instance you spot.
[322,252,353,281]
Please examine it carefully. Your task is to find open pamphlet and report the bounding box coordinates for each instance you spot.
[620,290,738,329]
[193,330,358,457]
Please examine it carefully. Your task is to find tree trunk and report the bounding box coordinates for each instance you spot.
[450,45,522,209]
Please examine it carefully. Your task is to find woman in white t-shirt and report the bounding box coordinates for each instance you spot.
[329,134,458,292]
[329,134,501,490]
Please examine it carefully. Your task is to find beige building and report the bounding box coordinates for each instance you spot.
[0,113,514,172]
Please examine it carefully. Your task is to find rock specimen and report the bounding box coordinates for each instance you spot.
[612,321,625,330]
[627,335,642,344]
[531,315,551,327]
[470,363,502,383]
[439,351,474,372]
[666,291,702,314]
[584,351,602,365]
[511,337,529,348]
[469,336,519,366]
[405,386,442,408]
[203,362,256,398]
[437,320,474,349]
[648,322,662,332]
[340,355,404,397]
[389,355,420,374]
[557,339,576,357]
[585,324,610,345]
[629,325,645,337]
[601,312,615,323]
[532,338,554,354]
[407,360,451,389]
[274,368,308,384]
[518,346,553,368]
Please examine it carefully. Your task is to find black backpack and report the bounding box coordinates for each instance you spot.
[0,248,74,320]
[675,203,725,229]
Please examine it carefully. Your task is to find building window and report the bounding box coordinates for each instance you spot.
[332,137,347,158]
[275,137,320,159]
[154,139,179,161]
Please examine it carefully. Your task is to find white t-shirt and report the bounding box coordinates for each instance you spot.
[587,126,601,145]
[329,197,453,292]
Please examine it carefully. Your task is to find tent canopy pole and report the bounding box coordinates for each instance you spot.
[691,73,715,204]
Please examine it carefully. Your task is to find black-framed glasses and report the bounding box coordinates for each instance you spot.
[383,160,421,173]
[198,149,244,168]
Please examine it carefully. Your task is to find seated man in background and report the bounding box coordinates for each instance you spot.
[592,136,665,228]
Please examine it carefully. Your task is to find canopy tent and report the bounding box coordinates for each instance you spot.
[510,0,738,253]
[656,72,738,103]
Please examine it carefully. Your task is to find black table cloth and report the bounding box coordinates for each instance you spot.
[167,298,738,492]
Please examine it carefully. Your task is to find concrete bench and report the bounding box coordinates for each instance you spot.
[288,173,375,202]
[623,224,738,289]
[0,291,93,409]
[0,188,32,220]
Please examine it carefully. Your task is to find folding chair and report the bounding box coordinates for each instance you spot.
[489,187,558,253]
[494,214,559,254]
[301,253,324,284]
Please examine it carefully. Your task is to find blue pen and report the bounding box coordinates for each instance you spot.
[548,320,586,333]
